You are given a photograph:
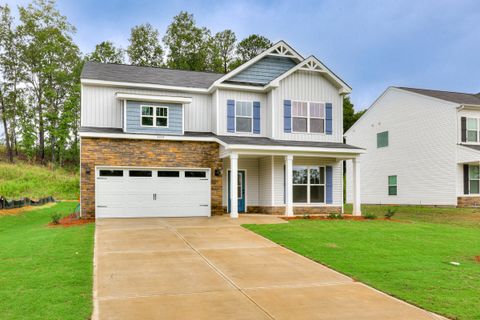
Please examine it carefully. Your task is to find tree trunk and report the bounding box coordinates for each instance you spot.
[0,96,13,163]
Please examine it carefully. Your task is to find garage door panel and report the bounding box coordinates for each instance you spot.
[96,168,210,218]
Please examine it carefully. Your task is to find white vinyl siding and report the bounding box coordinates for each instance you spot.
[81,85,212,132]
[217,89,267,136]
[346,87,458,206]
[272,70,343,142]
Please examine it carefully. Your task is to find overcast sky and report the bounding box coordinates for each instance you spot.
[3,0,480,111]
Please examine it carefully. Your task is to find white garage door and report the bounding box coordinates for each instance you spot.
[95,167,211,218]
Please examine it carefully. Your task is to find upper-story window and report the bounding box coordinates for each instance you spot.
[467,118,479,142]
[141,105,168,127]
[292,101,325,133]
[235,101,253,133]
[377,131,389,148]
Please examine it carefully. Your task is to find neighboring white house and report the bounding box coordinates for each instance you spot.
[79,41,364,219]
[345,86,480,206]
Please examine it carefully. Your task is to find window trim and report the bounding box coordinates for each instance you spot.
[388,175,397,196]
[469,165,480,194]
[234,100,253,133]
[466,117,479,143]
[140,105,169,128]
[291,100,326,134]
[292,165,326,204]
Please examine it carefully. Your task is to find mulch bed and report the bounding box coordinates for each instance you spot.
[282,215,406,223]
[48,213,94,227]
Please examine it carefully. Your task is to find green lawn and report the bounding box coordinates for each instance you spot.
[0,162,79,200]
[245,208,480,320]
[0,202,94,320]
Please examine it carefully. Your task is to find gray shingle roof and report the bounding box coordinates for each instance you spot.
[398,87,480,105]
[460,144,480,152]
[81,61,224,89]
[80,127,362,150]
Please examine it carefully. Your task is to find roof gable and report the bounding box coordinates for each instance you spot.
[226,55,296,86]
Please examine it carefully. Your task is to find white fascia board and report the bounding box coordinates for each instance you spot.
[79,131,228,146]
[115,92,192,104]
[223,144,365,154]
[81,78,209,94]
[210,83,267,93]
[209,41,304,88]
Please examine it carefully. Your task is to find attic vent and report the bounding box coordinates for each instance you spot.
[273,45,296,58]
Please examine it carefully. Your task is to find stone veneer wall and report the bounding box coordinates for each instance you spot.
[457,196,480,208]
[224,206,342,215]
[80,137,223,218]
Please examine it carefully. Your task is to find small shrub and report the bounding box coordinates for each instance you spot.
[385,208,396,219]
[302,213,311,219]
[328,212,343,219]
[364,212,377,220]
[51,213,62,225]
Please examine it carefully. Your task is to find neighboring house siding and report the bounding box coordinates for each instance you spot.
[229,56,296,85]
[273,70,343,142]
[81,84,212,132]
[125,101,182,134]
[346,88,458,205]
[217,89,268,136]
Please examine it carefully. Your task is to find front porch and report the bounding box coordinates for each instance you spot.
[220,148,363,218]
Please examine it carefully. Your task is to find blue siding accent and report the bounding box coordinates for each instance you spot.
[284,100,291,133]
[325,103,333,135]
[253,101,260,134]
[126,101,182,135]
[227,99,235,133]
[229,56,296,85]
[326,166,333,204]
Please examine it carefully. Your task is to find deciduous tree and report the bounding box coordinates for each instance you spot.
[127,23,163,67]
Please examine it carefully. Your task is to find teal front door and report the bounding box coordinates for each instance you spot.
[228,170,246,212]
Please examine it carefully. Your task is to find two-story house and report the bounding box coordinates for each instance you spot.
[79,41,364,219]
[345,86,480,207]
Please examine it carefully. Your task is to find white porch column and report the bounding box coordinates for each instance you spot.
[285,155,294,216]
[352,157,362,216]
[230,153,239,218]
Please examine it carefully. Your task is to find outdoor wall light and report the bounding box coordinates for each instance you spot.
[85,166,91,175]
[214,168,222,177]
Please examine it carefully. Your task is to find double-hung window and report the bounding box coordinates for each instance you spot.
[292,101,325,133]
[292,166,325,203]
[467,118,478,142]
[235,101,253,133]
[388,175,397,195]
[141,106,168,127]
[469,165,480,194]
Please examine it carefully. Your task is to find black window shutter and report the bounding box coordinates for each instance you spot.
[464,164,469,195]
[461,117,467,142]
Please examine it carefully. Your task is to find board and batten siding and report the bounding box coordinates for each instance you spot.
[345,87,458,205]
[229,56,296,85]
[272,70,344,142]
[217,89,267,136]
[81,84,212,132]
[125,101,182,134]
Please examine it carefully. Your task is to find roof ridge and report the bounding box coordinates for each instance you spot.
[397,86,477,97]
[84,61,226,76]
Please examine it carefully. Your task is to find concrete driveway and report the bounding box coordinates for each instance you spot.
[94,216,443,320]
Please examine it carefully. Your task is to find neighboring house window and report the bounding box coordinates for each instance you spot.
[141,106,168,127]
[388,175,397,195]
[292,101,325,133]
[377,131,389,148]
[292,166,325,203]
[235,101,253,133]
[469,165,480,194]
[467,118,478,142]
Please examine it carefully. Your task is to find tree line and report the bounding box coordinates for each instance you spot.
[0,0,364,167]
